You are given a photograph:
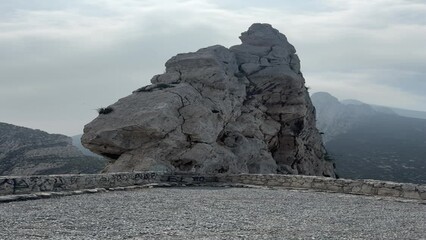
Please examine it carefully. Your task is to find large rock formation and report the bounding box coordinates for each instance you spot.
[82,23,335,177]
[0,122,106,176]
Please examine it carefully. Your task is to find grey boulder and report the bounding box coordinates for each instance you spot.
[82,23,335,177]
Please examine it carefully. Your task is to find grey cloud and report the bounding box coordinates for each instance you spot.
[0,3,231,134]
[1,0,425,135]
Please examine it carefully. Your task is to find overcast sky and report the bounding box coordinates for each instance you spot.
[1,0,426,136]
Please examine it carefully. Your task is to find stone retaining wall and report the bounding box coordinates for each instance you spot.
[0,172,160,196]
[1,172,425,201]
[217,174,426,200]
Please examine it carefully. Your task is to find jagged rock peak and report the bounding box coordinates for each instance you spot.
[240,23,295,49]
[82,23,335,177]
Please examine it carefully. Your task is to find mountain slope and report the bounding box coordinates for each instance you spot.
[326,114,426,184]
[0,122,107,176]
[311,92,379,143]
[312,92,426,184]
[384,107,426,120]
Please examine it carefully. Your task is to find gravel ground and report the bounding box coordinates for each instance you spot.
[0,187,425,240]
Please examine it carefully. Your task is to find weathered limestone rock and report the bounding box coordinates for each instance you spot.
[82,23,335,177]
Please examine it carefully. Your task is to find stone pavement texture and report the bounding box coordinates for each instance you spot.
[0,187,425,240]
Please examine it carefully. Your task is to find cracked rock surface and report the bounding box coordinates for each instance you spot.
[82,23,335,177]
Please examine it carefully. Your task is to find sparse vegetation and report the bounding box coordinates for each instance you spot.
[133,83,175,93]
[97,106,113,115]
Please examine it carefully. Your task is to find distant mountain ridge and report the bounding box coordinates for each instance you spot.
[312,92,426,184]
[341,98,426,120]
[0,122,106,176]
[375,106,426,120]
[311,92,379,143]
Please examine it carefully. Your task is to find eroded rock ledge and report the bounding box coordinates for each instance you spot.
[82,23,334,177]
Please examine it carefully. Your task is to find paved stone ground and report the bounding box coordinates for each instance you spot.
[0,187,425,240]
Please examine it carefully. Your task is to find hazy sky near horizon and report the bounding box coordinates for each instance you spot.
[1,0,426,135]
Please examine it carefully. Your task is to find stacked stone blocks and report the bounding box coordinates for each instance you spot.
[1,172,425,201]
[217,174,426,200]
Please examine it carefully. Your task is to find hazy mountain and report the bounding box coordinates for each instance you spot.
[312,92,426,184]
[312,92,379,143]
[0,122,107,176]
[342,99,426,119]
[383,107,426,120]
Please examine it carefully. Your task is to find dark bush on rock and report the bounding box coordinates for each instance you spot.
[133,83,175,93]
[97,107,113,115]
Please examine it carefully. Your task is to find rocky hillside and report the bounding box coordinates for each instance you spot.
[312,92,426,184]
[312,92,380,143]
[0,122,106,176]
[82,23,335,177]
